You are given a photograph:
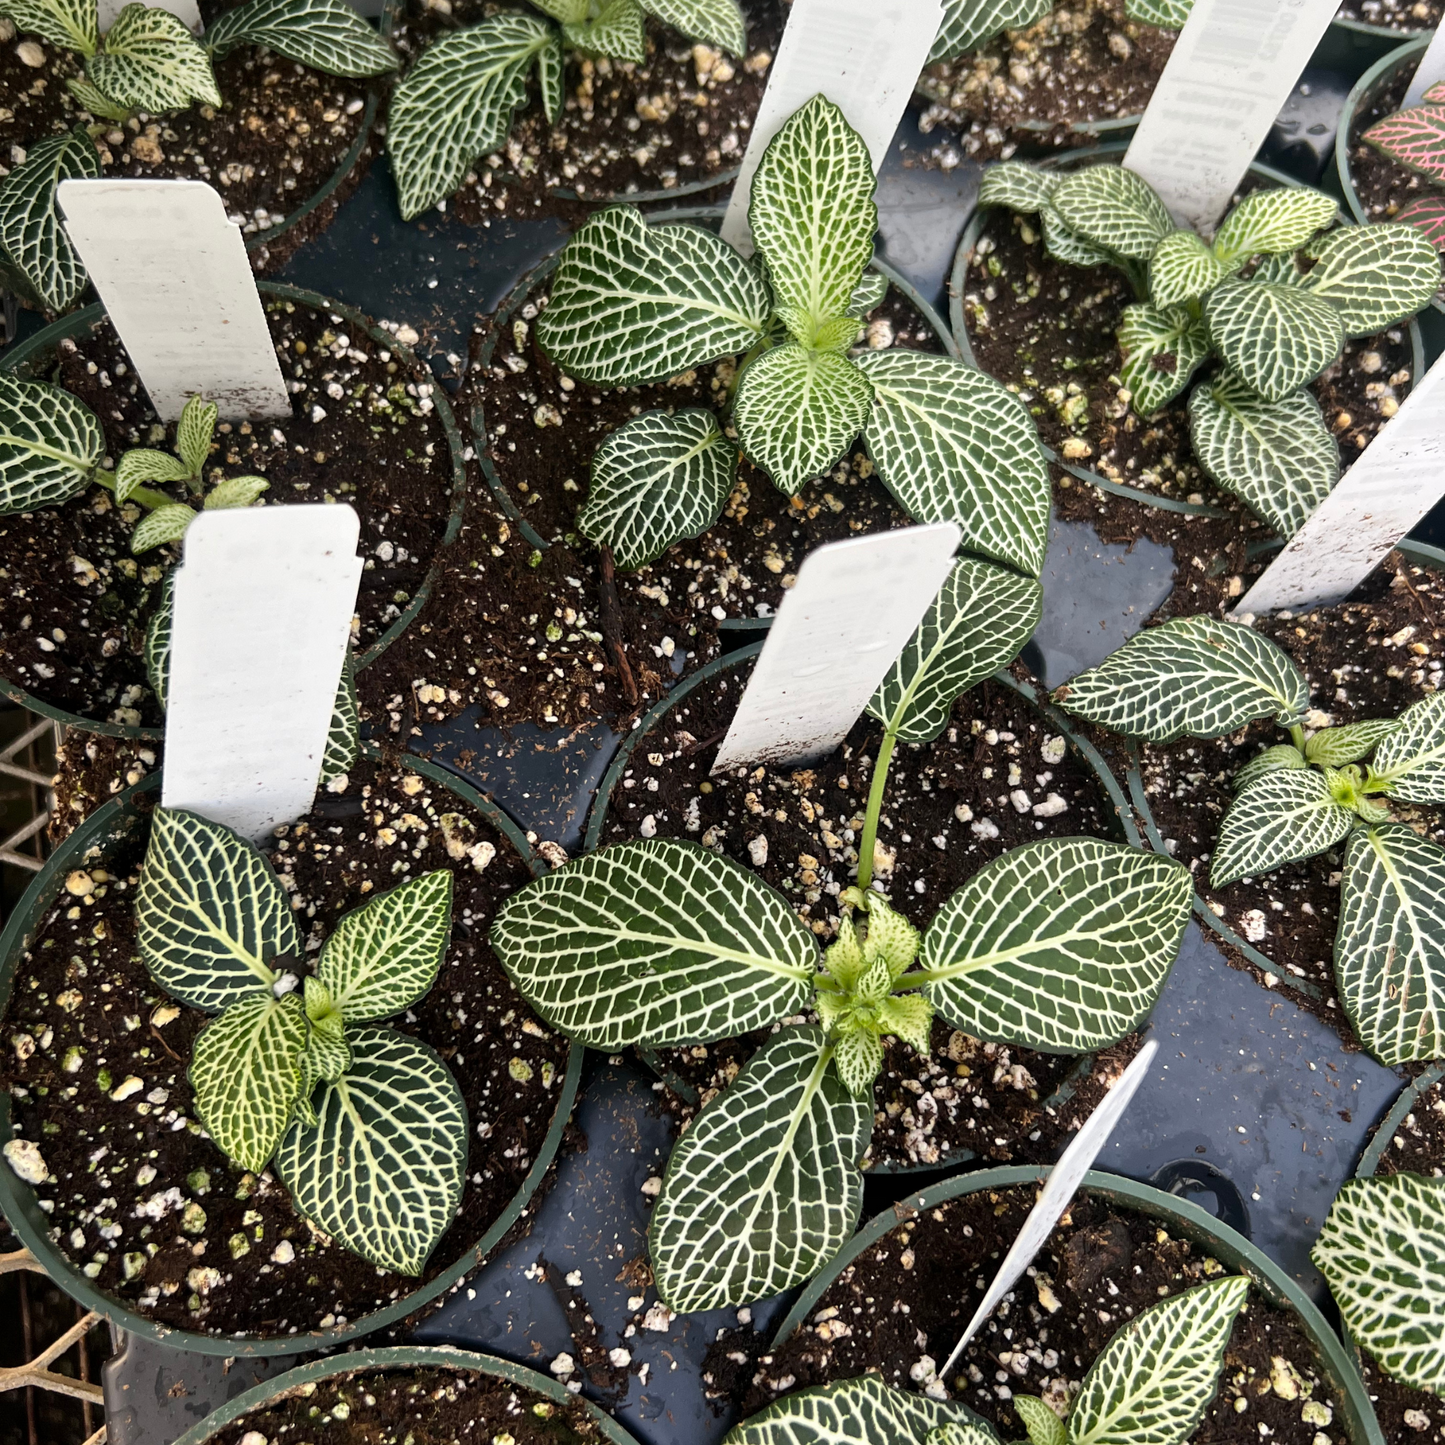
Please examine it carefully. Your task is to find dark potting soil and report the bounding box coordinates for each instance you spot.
[203,1365,605,1445]
[388,0,782,220]
[0,0,374,275]
[1358,1356,1445,1445]
[703,1184,1343,1445]
[0,298,454,730]
[49,731,162,841]
[0,759,572,1338]
[1371,1077,1445,1178]
[915,0,1177,161]
[1334,0,1441,29]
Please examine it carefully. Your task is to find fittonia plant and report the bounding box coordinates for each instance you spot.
[386,0,747,220]
[1362,82,1445,262]
[1055,615,1445,1064]
[929,0,1194,64]
[0,0,397,311]
[136,806,465,1272]
[535,95,1051,578]
[723,1277,1249,1445]
[976,159,1440,539]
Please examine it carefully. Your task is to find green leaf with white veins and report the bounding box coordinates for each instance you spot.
[1070,1277,1249,1445]
[87,4,221,112]
[1041,205,1117,270]
[538,207,769,385]
[1302,222,1442,335]
[529,0,588,19]
[538,29,563,126]
[580,408,736,571]
[1052,165,1173,260]
[175,392,215,476]
[320,649,359,785]
[915,838,1192,1054]
[0,128,100,314]
[114,449,191,501]
[65,76,131,122]
[1118,302,1209,415]
[1306,717,1399,767]
[723,1374,992,1445]
[1012,1398,1065,1445]
[1337,825,1445,1064]
[845,270,888,318]
[978,159,1058,214]
[750,95,876,340]
[137,807,300,1011]
[1371,693,1445,801]
[1149,230,1231,307]
[490,838,815,1049]
[1209,769,1354,888]
[387,13,552,220]
[203,0,397,75]
[0,0,97,54]
[190,993,307,1172]
[1313,1174,1445,1394]
[1055,615,1309,742]
[641,0,746,54]
[733,343,873,496]
[0,374,103,515]
[1211,188,1337,264]
[855,350,1051,575]
[563,0,645,63]
[275,1026,466,1274]
[1233,743,1306,792]
[144,570,174,713]
[649,1026,870,1312]
[1204,279,1344,402]
[1125,0,1193,24]
[928,0,1051,63]
[316,869,452,1022]
[867,557,1042,744]
[130,503,196,552]
[205,474,269,510]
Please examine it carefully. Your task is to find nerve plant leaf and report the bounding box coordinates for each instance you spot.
[977,159,1059,214]
[562,0,645,63]
[1312,1173,1445,1395]
[845,269,888,318]
[928,0,1051,63]
[640,0,746,55]
[1301,223,1443,335]
[144,570,174,713]
[1011,1397,1065,1445]
[114,448,191,501]
[1203,278,1345,402]
[1305,717,1399,767]
[489,838,816,1049]
[1209,768,1355,888]
[1366,101,1445,183]
[1233,743,1307,791]
[203,0,398,76]
[0,0,98,54]
[1148,230,1231,308]
[205,474,269,509]
[1367,692,1445,801]
[648,1026,870,1313]
[1124,0,1193,23]
[130,503,197,552]
[320,649,359,785]
[1209,187,1337,263]
[1052,164,1173,260]
[1397,193,1445,253]
[87,3,222,112]
[1056,616,1310,742]
[0,128,100,314]
[0,374,103,514]
[1118,303,1210,415]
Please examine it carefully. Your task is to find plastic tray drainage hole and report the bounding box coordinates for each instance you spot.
[1148,1160,1252,1239]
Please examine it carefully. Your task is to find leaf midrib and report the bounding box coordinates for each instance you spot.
[908,922,1137,988]
[545,924,813,985]
[0,427,94,472]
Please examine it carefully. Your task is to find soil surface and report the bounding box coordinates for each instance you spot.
[388,0,782,219]
[0,758,573,1339]
[1334,0,1440,28]
[703,1183,1343,1445]
[204,1365,604,1445]
[0,0,375,276]
[916,0,1178,160]
[0,298,455,729]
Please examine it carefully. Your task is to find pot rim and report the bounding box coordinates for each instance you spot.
[1356,1059,1445,1178]
[0,747,581,1357]
[167,1345,643,1445]
[0,278,469,741]
[1330,14,1433,41]
[766,1162,1383,1445]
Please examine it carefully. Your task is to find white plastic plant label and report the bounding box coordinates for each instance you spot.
[162,506,364,841]
[719,0,945,253]
[1235,352,1445,616]
[97,0,201,31]
[57,178,291,422]
[1405,25,1445,108]
[939,1038,1161,1379]
[711,522,961,774]
[1123,0,1339,233]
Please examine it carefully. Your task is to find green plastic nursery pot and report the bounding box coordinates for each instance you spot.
[0,279,469,742]
[1328,13,1434,67]
[0,749,583,1357]
[169,1346,643,1445]
[1356,1059,1445,1177]
[769,1165,1384,1445]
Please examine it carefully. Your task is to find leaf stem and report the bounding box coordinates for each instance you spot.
[1289,723,1306,751]
[856,728,898,892]
[90,471,176,513]
[725,333,772,411]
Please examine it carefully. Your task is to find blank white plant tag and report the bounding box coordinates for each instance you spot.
[939,1038,1160,1380]
[1405,26,1445,107]
[97,0,202,31]
[1236,353,1445,616]
[58,178,290,422]
[1123,0,1339,233]
[711,522,960,774]
[162,506,363,842]
[719,0,944,253]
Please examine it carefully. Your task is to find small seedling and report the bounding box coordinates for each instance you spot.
[1362,81,1445,264]
[930,0,1193,64]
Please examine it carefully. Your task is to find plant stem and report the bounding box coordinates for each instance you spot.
[856,728,898,892]
[1289,724,1306,752]
[725,333,772,410]
[90,472,175,513]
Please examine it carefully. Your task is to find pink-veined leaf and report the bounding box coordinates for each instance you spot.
[1396,193,1445,253]
[1422,81,1445,104]
[1364,104,1445,184]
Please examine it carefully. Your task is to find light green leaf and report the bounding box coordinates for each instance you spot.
[530,0,588,19]
[490,838,815,1049]
[320,649,359,785]
[205,474,269,509]
[1251,251,1303,285]
[641,0,746,54]
[131,502,196,552]
[190,994,307,1172]
[1118,302,1210,415]
[387,13,552,220]
[1306,718,1399,767]
[562,0,645,62]
[845,269,888,318]
[733,342,873,496]
[855,349,1051,575]
[649,1026,870,1312]
[87,4,221,111]
[538,206,769,385]
[1209,769,1355,888]
[316,869,452,1022]
[928,0,1051,62]
[916,838,1192,1054]
[0,128,100,314]
[137,807,299,1011]
[1212,188,1337,263]
[1052,164,1173,260]
[876,992,933,1054]
[928,1427,1003,1445]
[1188,375,1339,539]
[1125,0,1193,24]
[65,76,131,121]
[538,29,563,126]
[723,1375,988,1445]
[1070,1277,1250,1445]
[1301,222,1442,336]
[978,159,1058,214]
[1312,1173,1445,1395]
[275,1026,467,1275]
[1233,743,1307,791]
[1041,205,1117,269]
[0,373,103,514]
[114,447,191,502]
[580,408,735,571]
[1336,824,1445,1065]
[1149,230,1231,307]
[832,1027,882,1099]
[1013,1398,1065,1445]
[175,393,215,476]
[0,0,97,54]
[1203,278,1345,402]
[1055,615,1309,742]
[867,557,1042,744]
[303,1018,351,1084]
[203,0,396,75]
[1369,693,1445,801]
[144,569,174,713]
